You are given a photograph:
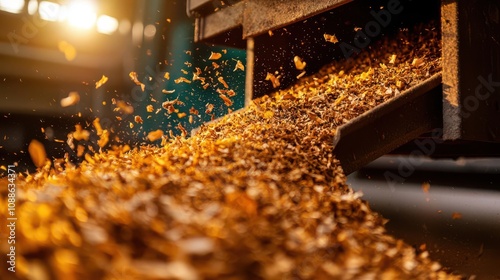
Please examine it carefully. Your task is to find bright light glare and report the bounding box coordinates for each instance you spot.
[27,0,38,15]
[0,0,25,14]
[144,24,156,39]
[67,1,97,30]
[97,15,118,35]
[119,19,131,35]
[132,21,143,44]
[39,1,61,21]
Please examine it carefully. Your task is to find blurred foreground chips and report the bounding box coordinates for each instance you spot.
[28,139,47,168]
[60,91,80,107]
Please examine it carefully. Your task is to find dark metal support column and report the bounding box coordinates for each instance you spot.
[441,0,500,142]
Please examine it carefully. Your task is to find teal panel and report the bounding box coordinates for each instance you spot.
[131,3,246,143]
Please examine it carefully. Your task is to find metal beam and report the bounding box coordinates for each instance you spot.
[192,0,351,43]
[441,0,500,142]
[333,74,443,175]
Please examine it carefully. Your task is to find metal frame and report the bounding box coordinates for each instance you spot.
[189,0,351,41]
[441,0,500,143]
[188,0,500,173]
[333,74,443,174]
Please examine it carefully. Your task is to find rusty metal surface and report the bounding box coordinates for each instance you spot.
[441,1,460,140]
[332,74,443,175]
[242,0,352,38]
[187,0,243,17]
[192,0,351,42]
[441,0,500,142]
[193,1,245,44]
[187,0,213,16]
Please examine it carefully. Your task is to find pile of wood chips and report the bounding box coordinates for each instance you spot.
[0,24,460,279]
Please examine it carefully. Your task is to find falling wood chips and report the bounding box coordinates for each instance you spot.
[0,23,458,280]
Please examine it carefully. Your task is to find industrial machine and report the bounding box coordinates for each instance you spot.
[187,0,500,174]
[187,1,500,277]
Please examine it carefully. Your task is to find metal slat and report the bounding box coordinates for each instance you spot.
[191,0,351,42]
[332,74,443,175]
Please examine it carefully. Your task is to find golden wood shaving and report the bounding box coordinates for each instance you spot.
[192,72,205,83]
[324,33,339,43]
[95,75,108,89]
[134,115,144,124]
[265,72,281,88]
[67,132,74,150]
[177,122,187,137]
[115,100,134,115]
[294,56,307,70]
[208,52,222,60]
[412,57,425,67]
[263,111,274,119]
[60,91,80,107]
[162,99,182,114]
[219,93,233,107]
[162,89,176,94]
[93,118,103,136]
[129,71,146,91]
[233,60,245,71]
[189,107,199,115]
[76,145,85,157]
[28,139,46,168]
[218,76,229,88]
[389,54,397,64]
[97,130,109,148]
[147,129,164,142]
[84,153,95,164]
[174,77,191,84]
[205,103,214,114]
[296,71,306,79]
[73,124,90,141]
